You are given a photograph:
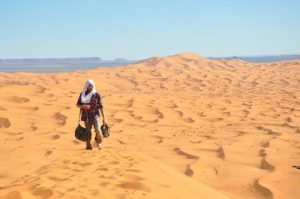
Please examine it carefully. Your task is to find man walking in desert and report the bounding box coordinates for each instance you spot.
[76,79,107,150]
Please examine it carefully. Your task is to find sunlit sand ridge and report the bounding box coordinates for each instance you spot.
[0,52,299,199]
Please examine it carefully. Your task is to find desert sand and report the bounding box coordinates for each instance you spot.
[0,52,299,199]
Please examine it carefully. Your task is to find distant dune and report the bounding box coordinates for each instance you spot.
[2,54,300,73]
[0,52,299,199]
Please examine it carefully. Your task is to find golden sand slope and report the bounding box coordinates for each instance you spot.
[0,52,299,199]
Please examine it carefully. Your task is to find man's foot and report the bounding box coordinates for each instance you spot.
[95,134,103,150]
[95,133,102,144]
[86,142,92,150]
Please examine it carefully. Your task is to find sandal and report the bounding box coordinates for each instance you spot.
[86,143,92,150]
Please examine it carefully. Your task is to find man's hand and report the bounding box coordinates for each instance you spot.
[102,118,107,126]
[81,105,90,110]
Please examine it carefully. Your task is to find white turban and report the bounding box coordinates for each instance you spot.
[81,79,96,103]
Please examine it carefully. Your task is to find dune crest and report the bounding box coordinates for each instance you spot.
[174,51,206,60]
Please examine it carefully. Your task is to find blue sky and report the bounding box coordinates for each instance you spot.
[0,0,300,59]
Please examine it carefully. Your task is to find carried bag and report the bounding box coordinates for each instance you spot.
[101,124,110,137]
[75,110,91,141]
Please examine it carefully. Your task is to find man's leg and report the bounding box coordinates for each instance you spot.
[94,117,102,148]
[84,121,92,150]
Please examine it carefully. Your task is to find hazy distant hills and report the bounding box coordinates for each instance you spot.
[1,54,300,66]
[0,57,135,66]
[213,55,300,63]
[1,54,300,73]
[0,57,136,73]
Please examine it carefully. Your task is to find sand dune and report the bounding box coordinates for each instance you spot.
[0,52,300,199]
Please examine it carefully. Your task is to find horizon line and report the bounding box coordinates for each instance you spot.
[1,52,300,60]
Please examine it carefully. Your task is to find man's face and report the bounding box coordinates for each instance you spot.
[87,84,93,92]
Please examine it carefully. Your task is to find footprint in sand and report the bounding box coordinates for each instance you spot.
[260,157,275,171]
[126,99,134,108]
[20,106,39,111]
[217,147,225,160]
[137,68,143,73]
[5,80,29,85]
[256,126,264,130]
[151,70,161,77]
[175,110,183,118]
[118,181,151,193]
[118,139,125,145]
[224,99,232,104]
[0,117,11,128]
[224,77,232,84]
[3,191,36,199]
[3,131,23,136]
[182,117,195,123]
[256,126,281,136]
[52,134,60,140]
[205,104,212,108]
[174,147,199,160]
[259,149,267,157]
[151,135,164,143]
[261,141,270,148]
[72,140,80,145]
[48,176,69,182]
[253,179,273,199]
[109,160,120,165]
[45,150,53,157]
[168,101,178,108]
[206,118,223,122]
[222,111,231,116]
[184,165,194,177]
[243,109,250,117]
[36,85,47,94]
[10,96,30,103]
[174,147,199,177]
[197,112,206,117]
[124,174,146,181]
[126,169,141,173]
[30,186,54,198]
[54,112,67,126]
[47,93,57,101]
[152,108,164,119]
[130,112,143,120]
[285,117,292,123]
[73,162,93,167]
[110,117,123,123]
[0,106,7,111]
[30,123,38,131]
